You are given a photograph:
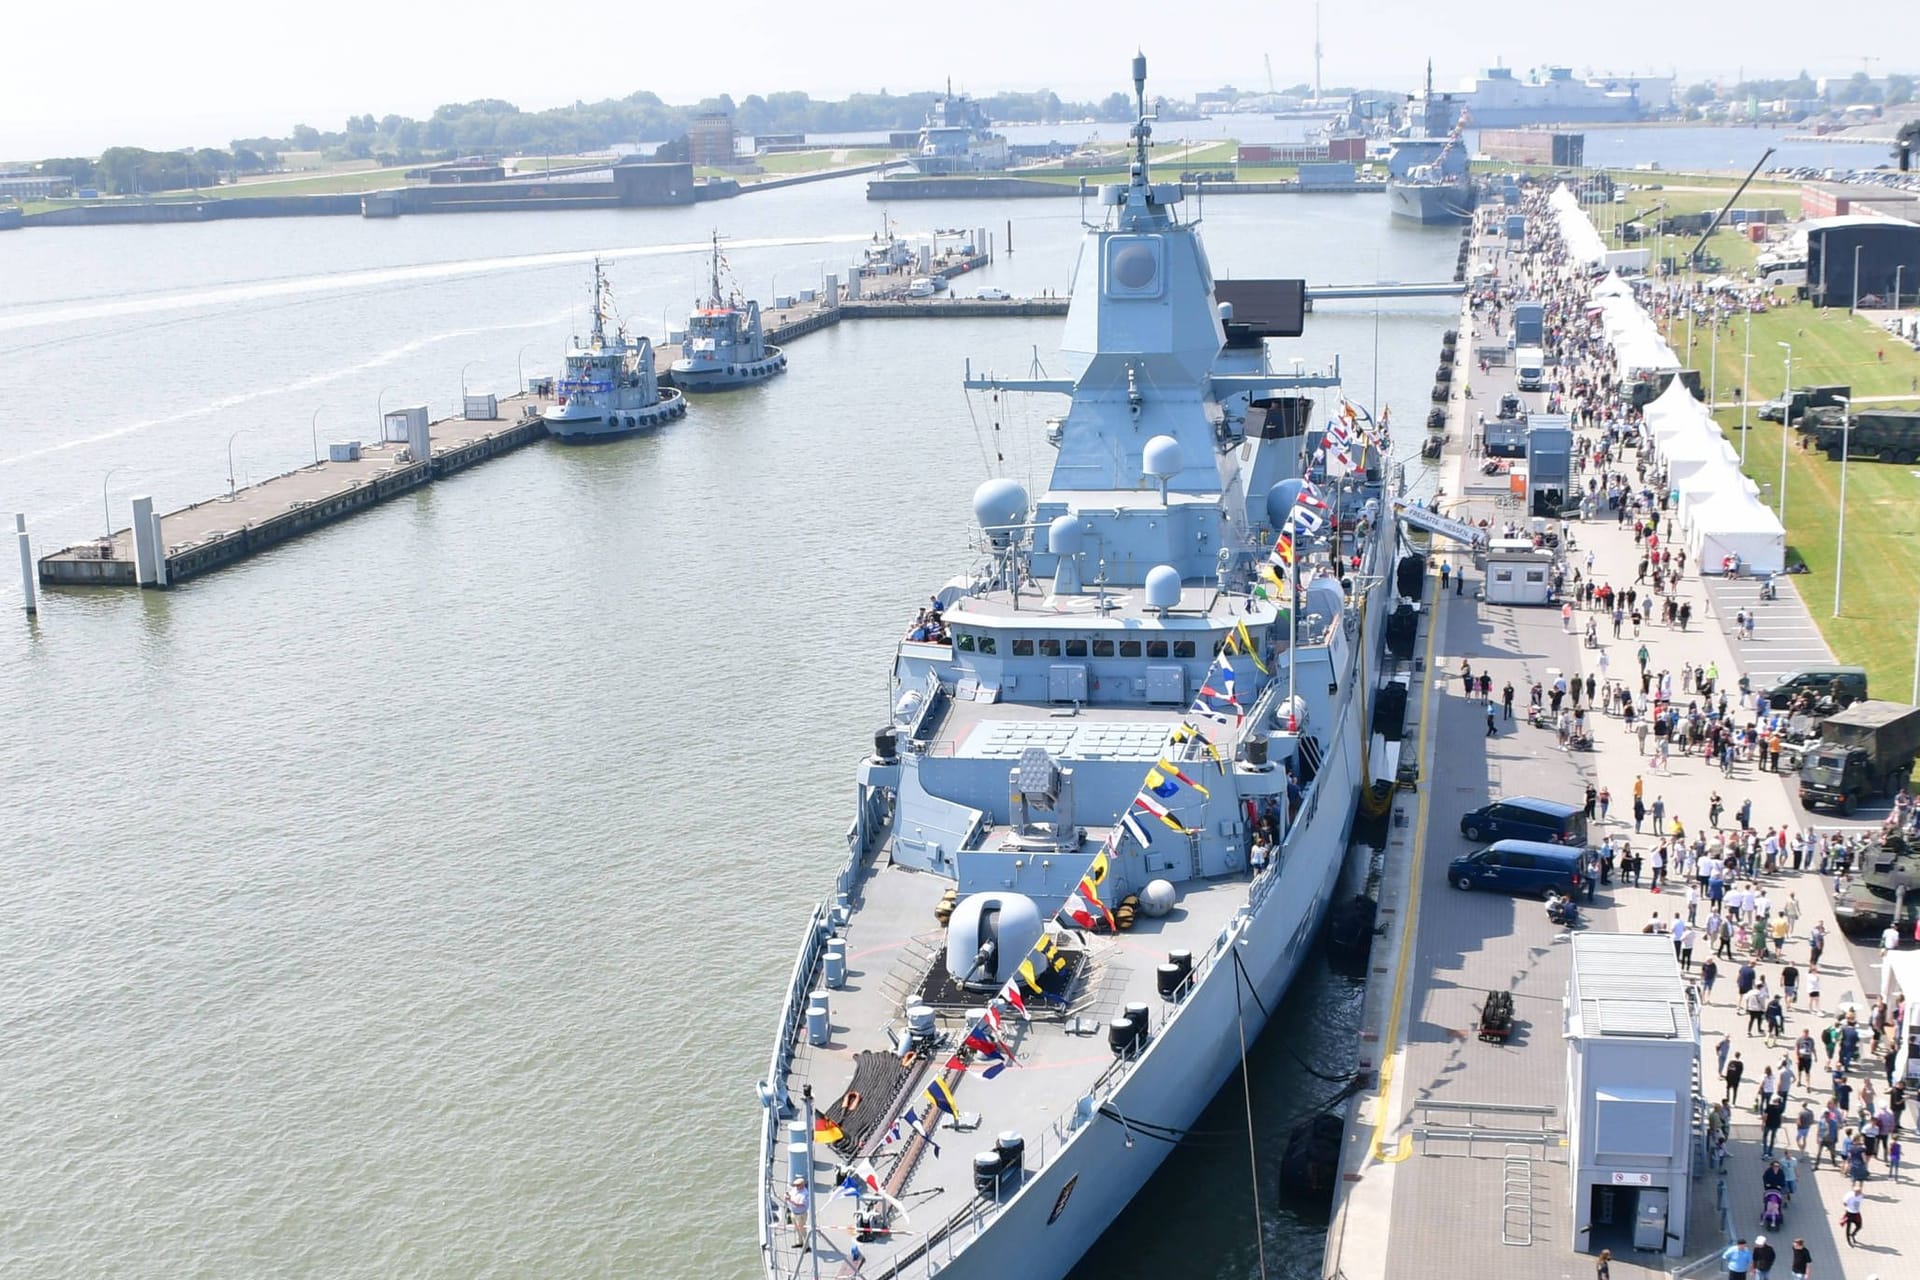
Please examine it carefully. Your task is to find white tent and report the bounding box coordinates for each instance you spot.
[1644,376,1707,425]
[1687,489,1785,575]
[1591,272,1633,300]
[1677,461,1759,524]
[1659,429,1736,472]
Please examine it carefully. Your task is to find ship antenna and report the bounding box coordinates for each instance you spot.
[1131,52,1150,178]
[590,257,606,346]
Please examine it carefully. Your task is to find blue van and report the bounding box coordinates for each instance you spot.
[1457,795,1587,846]
[1448,839,1587,898]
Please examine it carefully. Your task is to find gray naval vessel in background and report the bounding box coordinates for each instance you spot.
[756,55,1409,1280]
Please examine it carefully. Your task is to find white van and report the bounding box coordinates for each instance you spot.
[1515,345,1546,391]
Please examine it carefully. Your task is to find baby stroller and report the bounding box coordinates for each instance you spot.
[1760,1189,1785,1232]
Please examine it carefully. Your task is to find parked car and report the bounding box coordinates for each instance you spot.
[974,288,1011,301]
[1449,839,1587,898]
[1458,796,1587,845]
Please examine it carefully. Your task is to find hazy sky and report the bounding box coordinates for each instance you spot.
[2,0,1905,158]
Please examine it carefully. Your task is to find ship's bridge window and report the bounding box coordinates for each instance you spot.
[1065,639,1090,658]
[955,633,976,652]
[1146,640,1170,659]
[1039,638,1062,658]
[1118,640,1143,658]
[1092,639,1116,658]
[1012,638,1036,657]
[978,636,997,655]
[1173,640,1197,659]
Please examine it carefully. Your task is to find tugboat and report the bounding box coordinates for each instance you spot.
[542,260,686,442]
[753,54,1405,1280]
[669,231,787,392]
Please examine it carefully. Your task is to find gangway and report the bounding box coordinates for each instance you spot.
[1393,499,1487,551]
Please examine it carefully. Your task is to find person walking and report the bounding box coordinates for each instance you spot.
[1751,1237,1776,1280]
[1701,955,1719,1000]
[1487,699,1499,737]
[1502,681,1515,720]
[1722,1237,1754,1279]
[1840,1188,1863,1246]
[1788,1238,1810,1280]
[1595,1248,1612,1280]
[1725,1050,1746,1104]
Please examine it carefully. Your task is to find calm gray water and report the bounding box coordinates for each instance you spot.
[0,178,1453,1278]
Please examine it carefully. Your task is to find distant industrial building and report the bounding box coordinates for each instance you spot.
[1454,67,1672,125]
[1237,137,1367,165]
[1478,129,1585,167]
[1802,182,1920,224]
[0,171,73,199]
[688,113,739,169]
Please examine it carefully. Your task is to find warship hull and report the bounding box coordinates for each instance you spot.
[759,535,1393,1280]
[1388,178,1473,224]
[543,389,687,442]
[670,347,787,392]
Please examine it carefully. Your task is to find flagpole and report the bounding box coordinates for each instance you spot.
[802,1085,822,1276]
[1285,500,1298,848]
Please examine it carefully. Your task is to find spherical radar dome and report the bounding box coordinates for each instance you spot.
[1144,563,1182,611]
[972,477,1030,534]
[1142,434,1183,482]
[1047,514,1084,555]
[1265,478,1307,530]
[1138,879,1178,917]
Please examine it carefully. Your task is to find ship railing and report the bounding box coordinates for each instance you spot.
[758,902,836,1260]
[882,1112,1076,1277]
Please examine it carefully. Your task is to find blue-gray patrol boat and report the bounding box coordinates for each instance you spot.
[670,231,787,392]
[756,55,1406,1280]
[542,260,686,442]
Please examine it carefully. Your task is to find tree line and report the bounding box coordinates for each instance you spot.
[19,86,1143,196]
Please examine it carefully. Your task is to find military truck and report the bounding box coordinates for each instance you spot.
[1762,384,1848,426]
[1801,408,1920,465]
[1797,700,1920,814]
[1833,830,1920,938]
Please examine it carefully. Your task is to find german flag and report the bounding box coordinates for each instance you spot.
[814,1115,845,1144]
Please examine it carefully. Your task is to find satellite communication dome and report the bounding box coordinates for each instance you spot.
[1138,879,1177,917]
[1265,478,1307,530]
[1144,564,1182,611]
[972,477,1030,541]
[1047,514,1084,556]
[1141,435,1183,482]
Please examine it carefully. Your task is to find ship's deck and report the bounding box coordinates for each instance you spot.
[768,854,1255,1278]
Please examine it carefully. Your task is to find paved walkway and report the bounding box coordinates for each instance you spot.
[1324,208,1915,1280]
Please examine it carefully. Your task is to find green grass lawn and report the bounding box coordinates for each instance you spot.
[209,166,418,198]
[1680,304,1920,693]
[755,147,901,175]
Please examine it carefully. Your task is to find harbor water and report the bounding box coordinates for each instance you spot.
[0,176,1455,1278]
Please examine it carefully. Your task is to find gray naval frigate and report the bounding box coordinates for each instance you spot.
[756,55,1406,1280]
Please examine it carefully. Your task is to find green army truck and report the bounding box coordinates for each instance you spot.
[1798,700,1920,814]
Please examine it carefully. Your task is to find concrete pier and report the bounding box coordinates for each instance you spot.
[39,395,549,589]
[1321,199,1910,1280]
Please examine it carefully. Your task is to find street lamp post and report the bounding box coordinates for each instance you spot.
[226,427,254,500]
[1709,314,1718,412]
[459,360,480,412]
[1740,314,1752,466]
[1897,265,1906,313]
[517,342,539,397]
[1851,244,1862,314]
[310,407,324,465]
[102,464,128,542]
[1833,395,1851,617]
[377,386,397,438]
[1776,341,1792,526]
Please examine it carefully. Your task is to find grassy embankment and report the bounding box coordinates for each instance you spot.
[1676,297,1920,692]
